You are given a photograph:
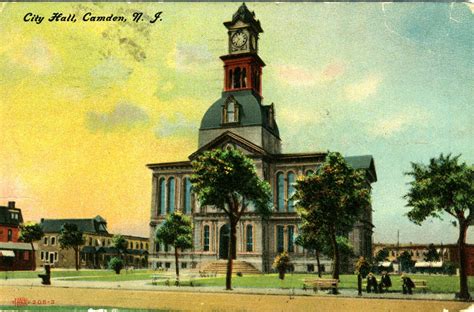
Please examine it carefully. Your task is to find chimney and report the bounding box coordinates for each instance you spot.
[8,201,15,209]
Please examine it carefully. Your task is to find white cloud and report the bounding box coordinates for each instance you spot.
[344,75,381,102]
[172,43,213,73]
[10,37,55,75]
[90,57,131,88]
[154,112,197,138]
[86,102,150,132]
[368,109,430,138]
[275,61,346,87]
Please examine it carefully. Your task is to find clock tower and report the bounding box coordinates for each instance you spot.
[221,3,264,97]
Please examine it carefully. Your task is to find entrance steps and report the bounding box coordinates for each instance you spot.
[200,260,261,275]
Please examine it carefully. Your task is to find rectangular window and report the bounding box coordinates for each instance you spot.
[246,225,253,252]
[51,237,56,246]
[277,225,284,253]
[181,262,187,269]
[43,237,48,245]
[203,226,210,252]
[55,252,58,261]
[40,251,44,261]
[165,262,171,269]
[23,251,29,261]
[287,225,295,252]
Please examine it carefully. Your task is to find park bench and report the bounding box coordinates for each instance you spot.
[412,280,428,293]
[199,271,217,278]
[303,278,338,293]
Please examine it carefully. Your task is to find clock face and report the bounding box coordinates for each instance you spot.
[231,31,248,48]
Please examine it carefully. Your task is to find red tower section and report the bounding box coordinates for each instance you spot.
[221,53,265,98]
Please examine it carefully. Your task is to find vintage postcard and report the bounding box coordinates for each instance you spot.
[0,2,473,311]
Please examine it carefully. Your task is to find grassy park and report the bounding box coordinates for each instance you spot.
[3,269,473,294]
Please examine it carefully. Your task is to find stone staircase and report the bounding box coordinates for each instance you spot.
[200,260,261,275]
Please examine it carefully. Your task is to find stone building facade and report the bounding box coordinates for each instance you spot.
[148,4,377,273]
[37,216,148,269]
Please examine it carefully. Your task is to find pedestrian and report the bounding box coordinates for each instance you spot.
[366,272,378,293]
[401,274,415,294]
[378,271,392,293]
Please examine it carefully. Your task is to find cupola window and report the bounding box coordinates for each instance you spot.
[223,98,239,124]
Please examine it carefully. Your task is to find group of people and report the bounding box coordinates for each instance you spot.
[365,272,415,294]
[366,271,392,293]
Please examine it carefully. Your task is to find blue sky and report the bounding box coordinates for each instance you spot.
[1,2,472,243]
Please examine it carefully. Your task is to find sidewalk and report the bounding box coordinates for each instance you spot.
[0,277,461,302]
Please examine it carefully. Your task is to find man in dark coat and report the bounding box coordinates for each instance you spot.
[366,272,378,293]
[401,274,415,294]
[378,271,392,293]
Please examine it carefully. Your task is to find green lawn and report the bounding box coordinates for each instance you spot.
[4,269,474,294]
[165,273,474,294]
[1,269,155,280]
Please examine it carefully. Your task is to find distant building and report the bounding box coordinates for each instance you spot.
[0,201,35,271]
[37,215,148,269]
[373,242,474,275]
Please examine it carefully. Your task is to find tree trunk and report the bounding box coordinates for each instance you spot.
[74,247,79,271]
[331,232,340,281]
[174,246,180,285]
[357,273,362,296]
[226,220,237,290]
[457,220,470,300]
[30,242,36,271]
[316,250,322,278]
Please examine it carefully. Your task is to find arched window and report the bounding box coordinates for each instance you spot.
[287,172,296,212]
[233,67,241,88]
[242,68,247,88]
[183,177,192,214]
[287,225,295,252]
[276,225,284,253]
[155,242,160,252]
[167,177,175,213]
[276,172,284,212]
[159,178,166,215]
[228,69,233,89]
[226,101,236,123]
[203,225,210,251]
[246,224,253,252]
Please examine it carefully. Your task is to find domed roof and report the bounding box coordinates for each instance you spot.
[199,90,279,138]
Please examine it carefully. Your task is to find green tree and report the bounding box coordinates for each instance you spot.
[273,252,292,280]
[374,248,389,263]
[58,223,85,271]
[19,223,44,270]
[293,152,371,280]
[108,257,124,274]
[295,228,326,278]
[111,234,128,264]
[424,243,440,262]
[404,154,473,300]
[191,148,272,290]
[397,251,415,273]
[155,212,193,284]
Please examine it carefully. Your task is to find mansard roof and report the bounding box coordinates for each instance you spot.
[345,155,377,182]
[0,206,23,226]
[40,215,108,234]
[199,90,280,138]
